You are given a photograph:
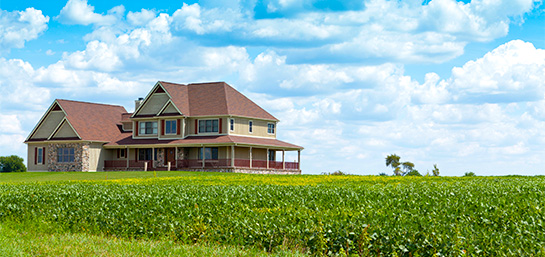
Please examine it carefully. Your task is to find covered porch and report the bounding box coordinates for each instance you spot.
[103,145,301,173]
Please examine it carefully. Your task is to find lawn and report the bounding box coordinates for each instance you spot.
[1,172,544,256]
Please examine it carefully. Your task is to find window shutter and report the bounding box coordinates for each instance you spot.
[177,119,181,135]
[161,120,165,135]
[34,147,37,165]
[135,122,139,136]
[42,147,46,164]
[219,118,222,134]
[195,120,198,134]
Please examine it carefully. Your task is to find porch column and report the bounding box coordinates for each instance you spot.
[298,150,301,170]
[266,148,269,169]
[175,147,178,168]
[126,147,129,169]
[282,150,285,170]
[231,145,235,167]
[202,146,205,168]
[249,147,253,169]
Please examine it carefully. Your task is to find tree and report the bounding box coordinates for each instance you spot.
[463,171,476,177]
[402,161,415,175]
[385,154,401,176]
[0,155,26,172]
[432,164,440,176]
[406,170,422,176]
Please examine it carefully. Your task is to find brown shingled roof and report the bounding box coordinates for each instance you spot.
[57,99,127,142]
[158,81,278,121]
[104,134,303,150]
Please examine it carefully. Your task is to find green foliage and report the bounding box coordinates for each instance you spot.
[1,174,544,256]
[0,155,26,172]
[322,170,348,175]
[432,164,440,176]
[385,154,416,176]
[385,154,401,176]
[378,172,388,176]
[464,171,476,177]
[405,170,422,176]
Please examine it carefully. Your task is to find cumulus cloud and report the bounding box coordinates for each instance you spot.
[57,0,121,26]
[0,8,49,51]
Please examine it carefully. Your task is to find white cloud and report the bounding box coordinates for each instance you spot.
[0,8,49,51]
[57,0,120,26]
[0,114,22,133]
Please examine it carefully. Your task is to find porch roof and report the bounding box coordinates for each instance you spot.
[103,134,303,150]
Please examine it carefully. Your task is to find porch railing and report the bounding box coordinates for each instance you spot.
[105,159,299,170]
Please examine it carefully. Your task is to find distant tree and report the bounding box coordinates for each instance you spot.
[385,154,401,176]
[402,162,415,175]
[463,171,476,177]
[432,164,440,176]
[378,172,388,176]
[406,170,422,176]
[0,155,26,172]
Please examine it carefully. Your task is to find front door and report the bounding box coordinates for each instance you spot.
[164,148,175,165]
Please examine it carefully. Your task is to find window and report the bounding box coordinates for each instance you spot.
[138,149,152,161]
[268,123,275,134]
[118,149,126,158]
[198,119,219,133]
[139,121,157,135]
[268,150,276,161]
[57,147,75,163]
[230,118,235,131]
[165,120,177,134]
[249,121,253,133]
[37,147,44,164]
[199,147,218,160]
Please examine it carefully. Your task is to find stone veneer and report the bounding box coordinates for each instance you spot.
[47,142,90,171]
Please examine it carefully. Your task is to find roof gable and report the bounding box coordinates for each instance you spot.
[56,100,127,142]
[133,82,172,117]
[49,118,79,139]
[26,100,66,141]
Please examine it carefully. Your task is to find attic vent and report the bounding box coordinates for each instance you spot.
[154,87,166,94]
[52,103,62,111]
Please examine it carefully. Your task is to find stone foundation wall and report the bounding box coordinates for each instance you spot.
[47,142,90,171]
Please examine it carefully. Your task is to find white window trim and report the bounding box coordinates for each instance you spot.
[37,147,44,165]
[267,122,275,135]
[198,118,220,134]
[229,118,235,132]
[249,120,253,134]
[139,121,158,135]
[164,119,177,135]
[119,148,127,158]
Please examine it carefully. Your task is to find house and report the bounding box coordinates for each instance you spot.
[24,81,303,174]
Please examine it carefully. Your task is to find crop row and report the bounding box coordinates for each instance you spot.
[0,176,544,256]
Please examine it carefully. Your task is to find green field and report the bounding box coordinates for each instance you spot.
[1,172,544,256]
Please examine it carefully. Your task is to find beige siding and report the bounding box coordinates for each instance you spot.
[231,118,276,138]
[252,148,267,160]
[27,144,48,171]
[52,121,78,138]
[122,122,132,131]
[138,93,170,115]
[32,111,65,139]
[235,147,250,159]
[186,118,197,135]
[88,143,106,171]
[163,103,179,114]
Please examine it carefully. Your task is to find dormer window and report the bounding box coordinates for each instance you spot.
[249,121,253,133]
[140,121,157,135]
[198,119,219,133]
[268,123,275,134]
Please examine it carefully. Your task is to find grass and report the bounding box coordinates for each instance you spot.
[0,171,225,183]
[0,220,304,257]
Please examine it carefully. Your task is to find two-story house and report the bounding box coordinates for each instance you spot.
[24,81,303,174]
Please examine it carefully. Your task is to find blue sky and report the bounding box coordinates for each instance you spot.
[0,0,544,176]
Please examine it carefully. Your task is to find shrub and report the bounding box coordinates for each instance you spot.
[464,171,476,177]
[405,170,422,176]
[0,155,26,172]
